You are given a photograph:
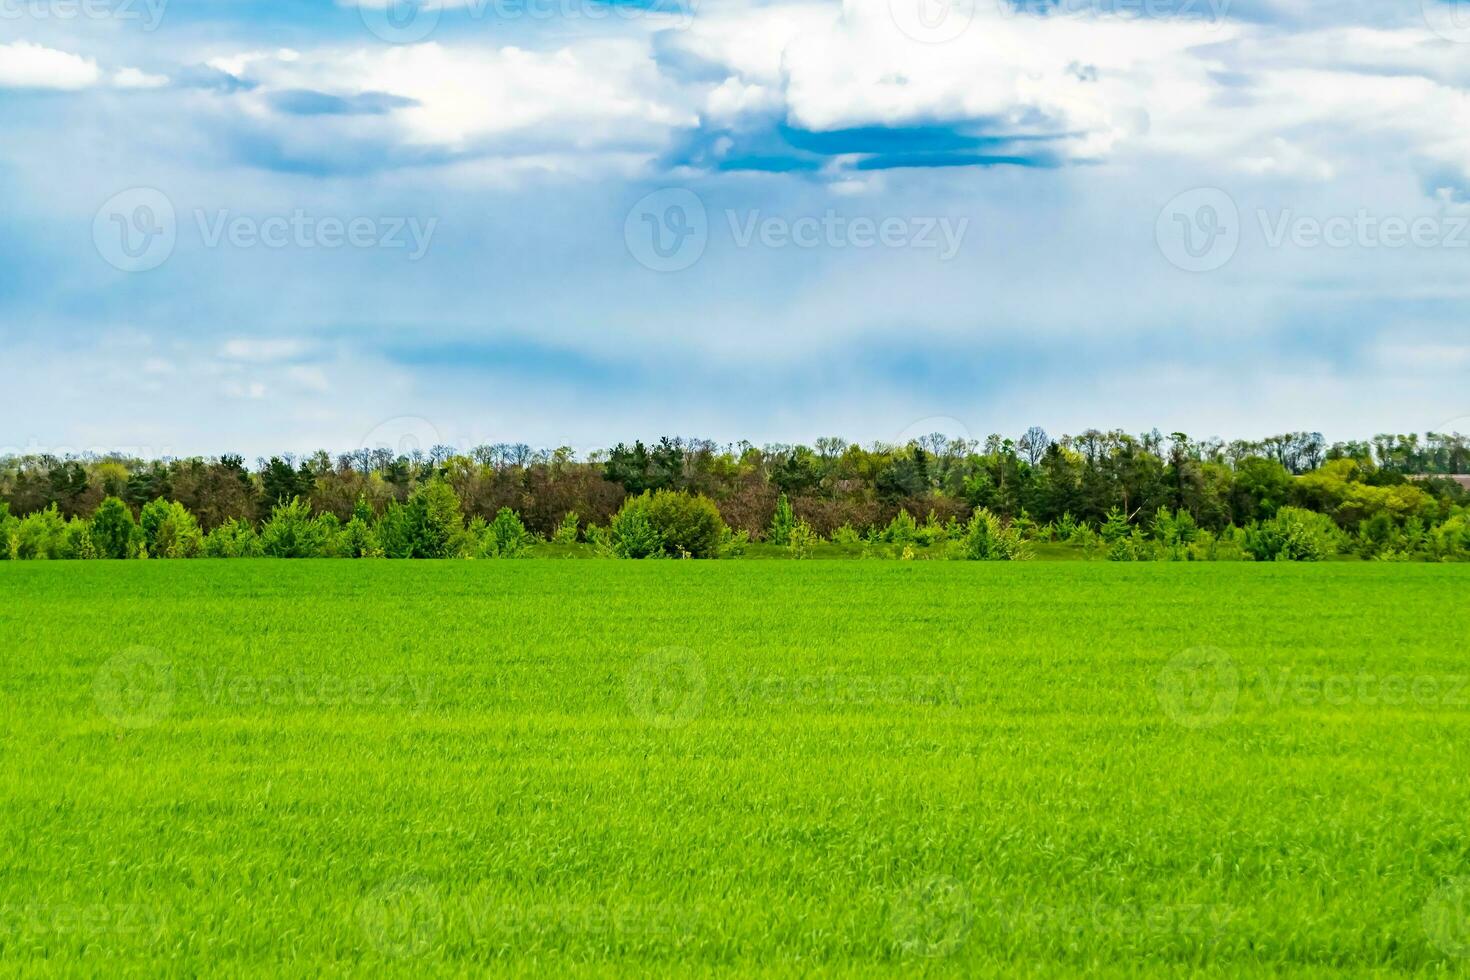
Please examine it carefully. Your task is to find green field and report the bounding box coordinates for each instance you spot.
[3,561,1469,976]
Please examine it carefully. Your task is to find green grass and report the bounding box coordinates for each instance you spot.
[2,561,1469,976]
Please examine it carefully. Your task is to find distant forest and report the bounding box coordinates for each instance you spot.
[1,429,1468,561]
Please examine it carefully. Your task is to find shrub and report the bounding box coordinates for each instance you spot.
[830,523,861,545]
[336,515,382,558]
[787,519,818,558]
[604,505,663,559]
[613,491,726,559]
[552,511,580,545]
[260,497,329,558]
[376,480,471,559]
[956,508,1029,561]
[1186,527,1250,562]
[203,519,263,558]
[13,506,69,560]
[768,494,796,546]
[138,498,172,556]
[146,501,203,558]
[63,518,97,559]
[878,510,918,545]
[914,511,948,547]
[719,527,749,558]
[89,497,139,559]
[1100,507,1131,544]
[482,508,531,558]
[1244,507,1342,562]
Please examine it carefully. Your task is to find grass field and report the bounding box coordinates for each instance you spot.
[3,561,1469,976]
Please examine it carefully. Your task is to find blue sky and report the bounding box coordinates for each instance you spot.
[2,0,1469,457]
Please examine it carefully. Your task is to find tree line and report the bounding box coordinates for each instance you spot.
[0,428,1467,561]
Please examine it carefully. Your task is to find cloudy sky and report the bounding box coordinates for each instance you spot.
[2,0,1468,457]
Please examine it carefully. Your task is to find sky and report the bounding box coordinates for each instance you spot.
[2,0,1469,458]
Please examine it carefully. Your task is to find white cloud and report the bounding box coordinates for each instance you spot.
[114,68,170,90]
[0,42,101,90]
[221,338,309,363]
[217,41,695,158]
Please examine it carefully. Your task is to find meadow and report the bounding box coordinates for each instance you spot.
[2,560,1469,976]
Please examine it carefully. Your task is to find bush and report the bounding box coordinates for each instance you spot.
[787,519,818,558]
[204,518,263,558]
[1244,507,1342,562]
[13,506,69,560]
[142,500,203,558]
[482,508,531,558]
[612,491,726,559]
[603,506,663,559]
[260,497,329,558]
[956,508,1029,561]
[769,494,796,546]
[878,510,918,545]
[89,497,139,559]
[335,515,382,558]
[719,527,749,558]
[552,511,580,545]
